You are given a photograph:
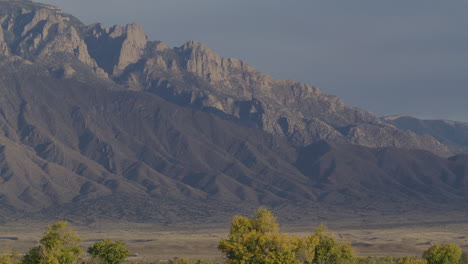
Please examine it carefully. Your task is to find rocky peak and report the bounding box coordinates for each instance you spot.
[177,40,256,84]
[85,23,148,76]
[180,40,224,81]
[0,1,106,78]
[154,41,170,52]
[115,23,147,75]
[20,7,60,37]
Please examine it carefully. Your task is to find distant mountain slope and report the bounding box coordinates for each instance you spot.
[0,0,465,223]
[383,115,468,153]
[297,141,468,204]
[0,0,451,156]
[0,60,314,210]
[0,61,464,221]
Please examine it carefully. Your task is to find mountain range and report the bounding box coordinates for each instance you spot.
[0,0,466,224]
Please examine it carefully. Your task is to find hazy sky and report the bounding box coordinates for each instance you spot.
[37,0,468,122]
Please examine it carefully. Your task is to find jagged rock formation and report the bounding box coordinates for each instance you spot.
[119,40,451,156]
[0,26,9,55]
[84,23,147,76]
[0,1,106,77]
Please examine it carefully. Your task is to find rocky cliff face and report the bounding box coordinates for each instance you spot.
[0,0,452,157]
[118,40,451,155]
[0,26,9,55]
[84,23,147,76]
[0,1,106,77]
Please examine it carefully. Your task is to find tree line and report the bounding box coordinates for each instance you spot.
[0,208,467,264]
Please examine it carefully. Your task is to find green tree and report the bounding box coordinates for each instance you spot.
[0,247,21,264]
[397,257,427,264]
[423,244,462,264]
[87,239,130,264]
[22,221,83,264]
[312,225,355,264]
[218,208,356,264]
[295,234,319,264]
[218,207,299,264]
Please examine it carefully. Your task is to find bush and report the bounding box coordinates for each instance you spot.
[423,244,462,264]
[22,221,83,264]
[0,247,21,264]
[396,257,427,264]
[88,239,130,264]
[312,225,355,264]
[218,207,355,264]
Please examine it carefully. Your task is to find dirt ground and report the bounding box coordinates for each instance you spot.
[0,218,467,261]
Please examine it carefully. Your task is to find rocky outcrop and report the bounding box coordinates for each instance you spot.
[0,26,9,55]
[116,40,452,156]
[114,24,147,74]
[0,1,106,77]
[85,23,147,76]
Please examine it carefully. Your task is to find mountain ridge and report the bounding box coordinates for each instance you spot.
[0,0,452,156]
[383,115,468,153]
[0,1,465,223]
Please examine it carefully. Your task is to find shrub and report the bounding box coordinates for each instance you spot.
[423,243,462,264]
[88,239,130,264]
[22,221,83,264]
[218,207,355,264]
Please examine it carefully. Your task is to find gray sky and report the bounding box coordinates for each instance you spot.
[38,0,468,122]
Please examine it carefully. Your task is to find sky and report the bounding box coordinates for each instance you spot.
[37,0,468,122]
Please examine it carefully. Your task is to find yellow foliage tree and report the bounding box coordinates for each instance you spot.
[0,247,21,264]
[22,221,83,264]
[218,208,355,264]
[423,244,462,264]
[218,208,298,264]
[312,225,355,264]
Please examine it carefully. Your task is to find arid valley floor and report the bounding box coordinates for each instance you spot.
[1,213,467,261]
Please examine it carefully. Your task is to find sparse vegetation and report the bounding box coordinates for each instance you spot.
[0,247,21,264]
[88,239,130,264]
[0,209,465,264]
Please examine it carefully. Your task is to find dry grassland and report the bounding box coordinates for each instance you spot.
[0,219,467,261]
